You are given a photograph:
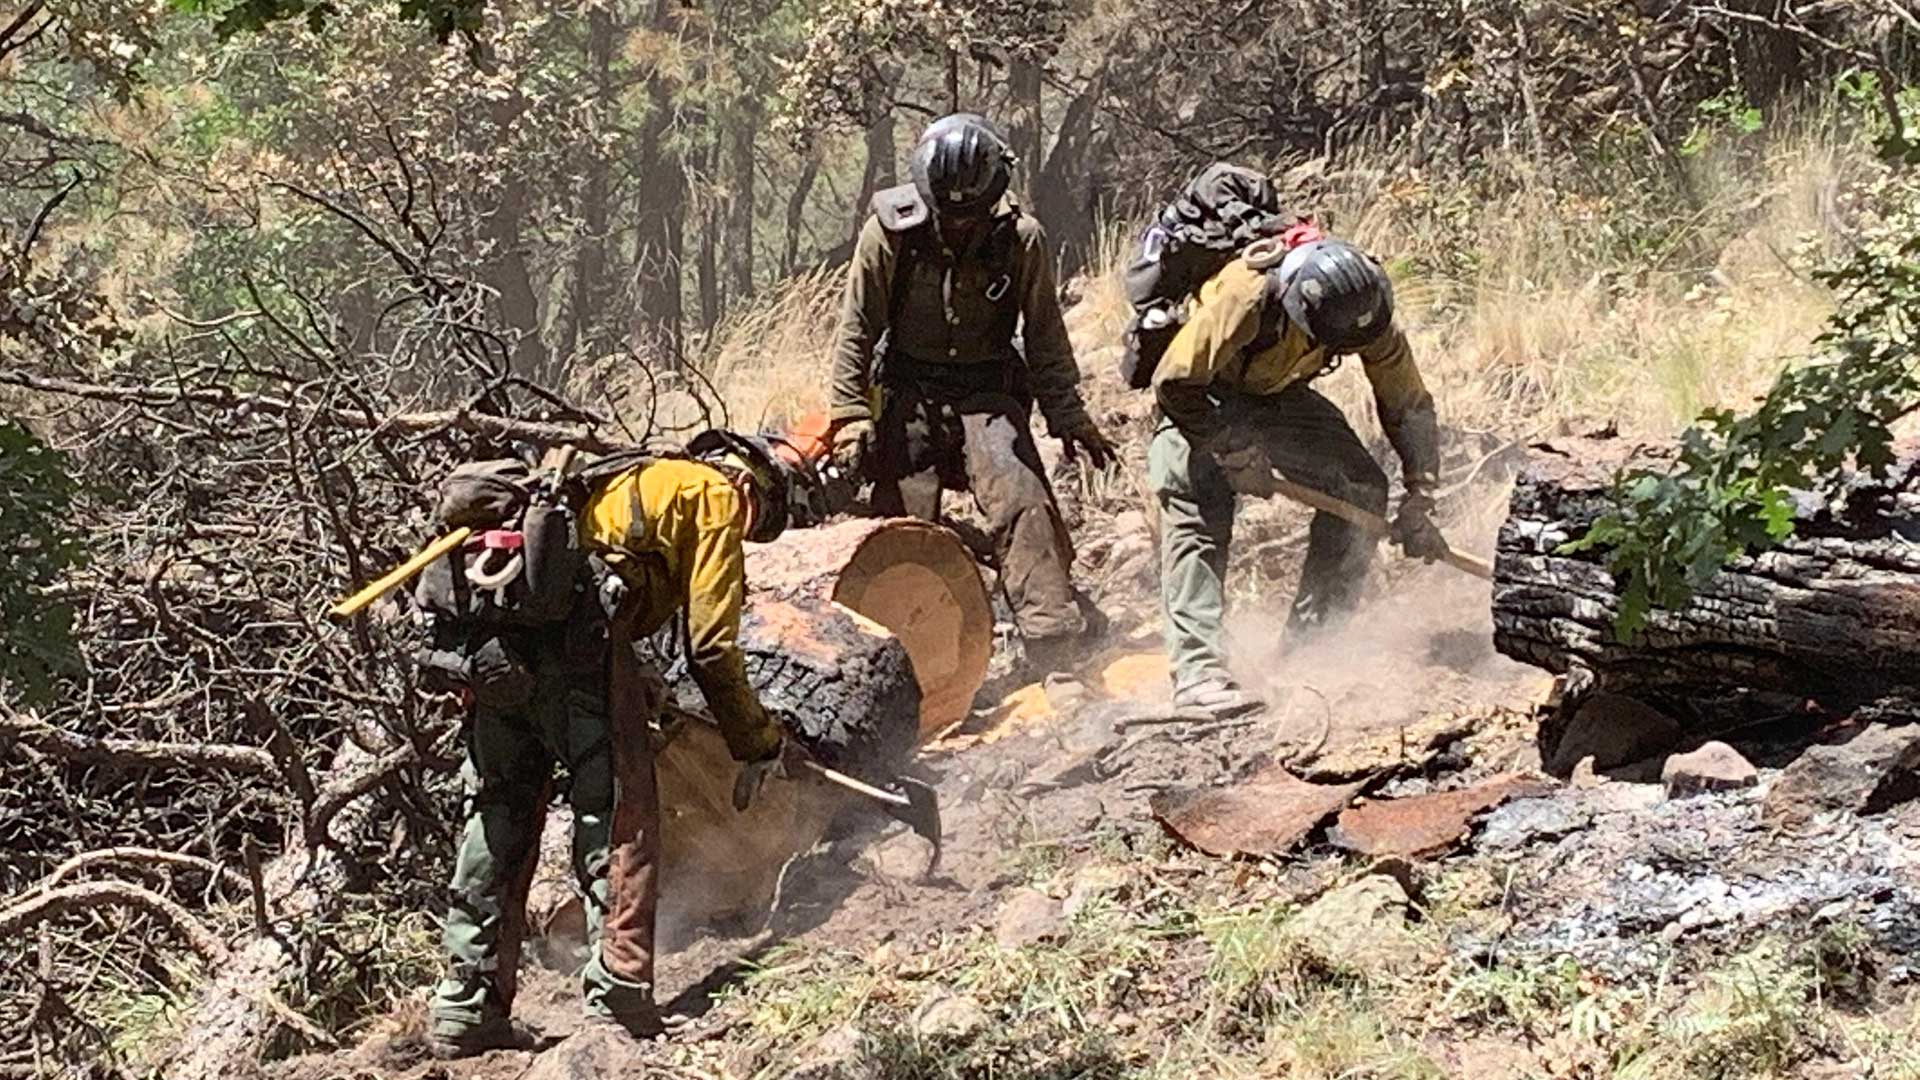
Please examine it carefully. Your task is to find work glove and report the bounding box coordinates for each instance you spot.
[1213,444,1278,498]
[831,419,875,480]
[1059,418,1118,471]
[1390,492,1450,562]
[732,734,800,812]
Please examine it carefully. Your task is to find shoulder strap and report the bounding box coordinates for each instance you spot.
[885,224,928,330]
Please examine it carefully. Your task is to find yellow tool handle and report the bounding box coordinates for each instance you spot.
[1268,475,1494,582]
[328,526,473,620]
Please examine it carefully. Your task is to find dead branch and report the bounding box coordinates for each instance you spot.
[0,712,278,776]
[0,882,229,963]
[0,366,635,452]
[34,847,251,899]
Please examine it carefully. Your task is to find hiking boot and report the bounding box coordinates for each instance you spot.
[583,1009,669,1041]
[424,1016,528,1060]
[1172,677,1266,720]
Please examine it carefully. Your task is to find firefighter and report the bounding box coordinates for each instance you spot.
[825,112,1116,671]
[1149,239,1447,719]
[424,431,817,1057]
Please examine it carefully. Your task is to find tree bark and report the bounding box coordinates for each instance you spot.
[1008,57,1045,205]
[561,3,618,365]
[1493,437,1920,742]
[851,106,897,239]
[783,151,821,277]
[1035,70,1107,281]
[725,106,757,304]
[697,133,723,334]
[631,0,687,365]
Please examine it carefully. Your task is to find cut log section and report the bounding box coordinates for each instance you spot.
[1493,437,1920,752]
[745,517,994,738]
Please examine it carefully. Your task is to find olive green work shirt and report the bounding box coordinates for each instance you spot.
[1152,258,1441,495]
[828,209,1092,436]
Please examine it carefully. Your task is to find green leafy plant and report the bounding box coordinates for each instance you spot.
[1565,170,1920,639]
[0,419,85,702]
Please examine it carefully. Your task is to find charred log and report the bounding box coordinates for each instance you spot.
[1493,437,1920,753]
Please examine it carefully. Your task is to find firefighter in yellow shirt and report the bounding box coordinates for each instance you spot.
[426,430,817,1057]
[1149,239,1447,719]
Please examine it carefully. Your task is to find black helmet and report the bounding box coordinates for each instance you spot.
[909,113,1013,219]
[689,429,825,543]
[1276,239,1394,351]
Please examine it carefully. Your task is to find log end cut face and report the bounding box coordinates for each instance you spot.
[829,520,994,738]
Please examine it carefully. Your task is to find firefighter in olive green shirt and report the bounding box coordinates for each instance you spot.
[1149,239,1447,719]
[827,113,1115,667]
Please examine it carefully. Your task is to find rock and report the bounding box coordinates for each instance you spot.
[913,991,990,1039]
[1764,725,1920,829]
[520,1023,649,1080]
[1042,673,1089,713]
[1287,874,1428,973]
[1546,693,1683,775]
[863,830,937,884]
[1062,864,1130,920]
[995,887,1066,949]
[1479,796,1593,850]
[789,1023,873,1080]
[1663,741,1758,798]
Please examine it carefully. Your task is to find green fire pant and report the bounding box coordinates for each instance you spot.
[427,628,658,1035]
[1147,384,1389,691]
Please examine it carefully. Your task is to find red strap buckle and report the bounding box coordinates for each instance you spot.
[1280,220,1325,248]
[478,529,524,550]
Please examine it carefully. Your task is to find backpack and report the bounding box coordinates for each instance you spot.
[411,447,660,630]
[1119,163,1316,389]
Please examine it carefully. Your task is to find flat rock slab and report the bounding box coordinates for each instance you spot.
[1330,774,1557,858]
[1150,764,1363,858]
[994,887,1067,950]
[1663,741,1758,798]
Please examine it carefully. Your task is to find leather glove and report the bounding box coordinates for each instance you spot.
[1059,418,1118,471]
[731,735,794,812]
[1213,444,1278,498]
[1390,492,1449,562]
[831,419,875,480]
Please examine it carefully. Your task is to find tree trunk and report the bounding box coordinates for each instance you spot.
[726,107,757,304]
[782,152,821,277]
[1008,57,1044,205]
[851,106,897,238]
[1035,70,1107,281]
[744,517,992,739]
[631,0,686,365]
[561,3,617,365]
[697,133,723,335]
[1493,437,1920,747]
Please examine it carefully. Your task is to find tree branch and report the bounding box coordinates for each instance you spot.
[34,847,251,899]
[0,882,229,962]
[0,712,278,776]
[0,366,636,452]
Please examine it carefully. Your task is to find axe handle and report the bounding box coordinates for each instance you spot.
[328,527,473,620]
[1267,474,1494,582]
[799,759,911,808]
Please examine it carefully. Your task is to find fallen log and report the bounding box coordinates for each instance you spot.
[1493,437,1920,755]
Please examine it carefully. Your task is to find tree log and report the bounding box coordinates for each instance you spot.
[1493,436,1920,749]
[744,516,993,740]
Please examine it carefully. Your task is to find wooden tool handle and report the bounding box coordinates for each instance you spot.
[327,526,472,620]
[1268,474,1493,582]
